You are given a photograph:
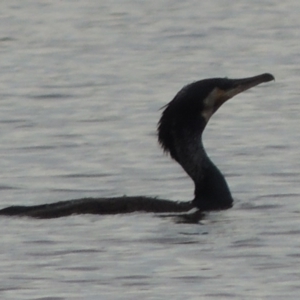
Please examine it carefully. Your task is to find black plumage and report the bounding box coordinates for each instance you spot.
[0,73,274,219]
[158,73,274,210]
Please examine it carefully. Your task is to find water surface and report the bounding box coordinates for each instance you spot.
[0,0,300,299]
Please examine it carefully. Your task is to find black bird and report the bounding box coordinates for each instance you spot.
[158,73,274,211]
[0,73,274,219]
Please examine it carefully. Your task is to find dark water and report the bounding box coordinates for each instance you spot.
[0,0,300,299]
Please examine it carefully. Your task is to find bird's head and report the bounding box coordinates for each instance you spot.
[158,73,274,158]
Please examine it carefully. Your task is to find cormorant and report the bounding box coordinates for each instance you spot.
[0,73,274,218]
[158,73,274,211]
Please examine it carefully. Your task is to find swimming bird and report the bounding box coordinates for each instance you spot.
[0,73,274,218]
[158,73,274,211]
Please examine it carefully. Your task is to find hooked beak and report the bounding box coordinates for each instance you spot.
[224,73,275,99]
[202,73,275,122]
[213,73,275,112]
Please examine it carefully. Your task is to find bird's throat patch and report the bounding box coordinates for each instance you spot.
[201,88,223,122]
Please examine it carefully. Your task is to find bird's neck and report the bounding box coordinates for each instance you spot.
[174,136,233,210]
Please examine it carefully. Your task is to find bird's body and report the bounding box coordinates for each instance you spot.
[0,73,274,218]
